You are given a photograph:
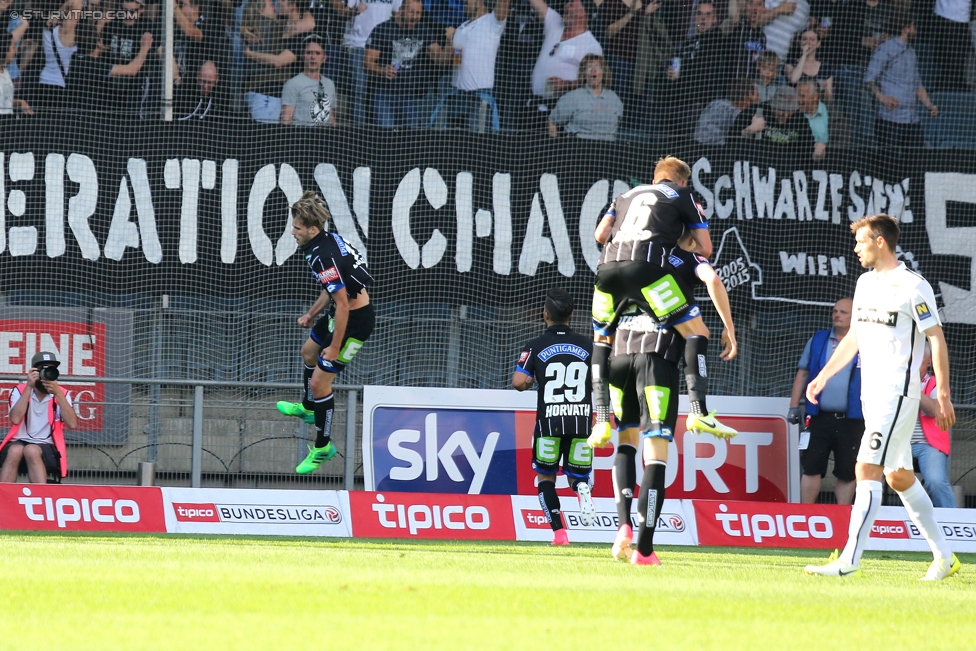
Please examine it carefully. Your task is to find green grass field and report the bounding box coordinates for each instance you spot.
[1,533,974,651]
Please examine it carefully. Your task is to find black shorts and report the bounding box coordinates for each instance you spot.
[310,303,376,374]
[608,352,680,440]
[800,414,864,481]
[532,430,593,479]
[0,441,60,477]
[592,260,700,336]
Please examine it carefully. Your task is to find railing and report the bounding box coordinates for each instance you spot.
[0,376,362,490]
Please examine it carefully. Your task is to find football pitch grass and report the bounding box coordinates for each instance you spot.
[2,533,974,651]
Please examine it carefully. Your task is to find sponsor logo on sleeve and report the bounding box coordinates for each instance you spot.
[318,266,340,285]
[518,350,530,366]
[914,302,932,321]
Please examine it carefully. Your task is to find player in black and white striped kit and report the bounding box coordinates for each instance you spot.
[513,288,596,546]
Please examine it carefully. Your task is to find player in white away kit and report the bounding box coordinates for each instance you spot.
[804,214,960,581]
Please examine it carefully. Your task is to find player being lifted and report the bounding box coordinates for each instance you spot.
[513,288,596,546]
[589,156,737,449]
[277,191,375,475]
[805,214,959,580]
[599,233,737,565]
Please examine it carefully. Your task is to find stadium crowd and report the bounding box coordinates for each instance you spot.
[1,0,974,143]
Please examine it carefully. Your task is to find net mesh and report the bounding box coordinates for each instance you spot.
[0,0,974,492]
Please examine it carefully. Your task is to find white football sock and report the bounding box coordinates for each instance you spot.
[897,479,952,561]
[840,480,882,567]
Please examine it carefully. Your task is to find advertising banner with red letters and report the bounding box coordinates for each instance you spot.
[365,388,798,503]
[511,495,697,546]
[0,484,165,532]
[866,505,976,554]
[347,491,516,540]
[161,487,352,537]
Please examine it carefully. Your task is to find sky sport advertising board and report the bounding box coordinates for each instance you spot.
[363,387,797,502]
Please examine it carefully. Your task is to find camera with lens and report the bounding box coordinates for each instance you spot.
[38,366,60,381]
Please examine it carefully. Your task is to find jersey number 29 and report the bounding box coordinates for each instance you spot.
[543,362,587,404]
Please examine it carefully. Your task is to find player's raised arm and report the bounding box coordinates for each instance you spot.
[594,204,616,244]
[925,324,955,431]
[695,263,736,360]
[806,330,859,404]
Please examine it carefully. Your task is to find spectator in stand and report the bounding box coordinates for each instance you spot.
[66,22,155,113]
[785,28,833,103]
[797,79,827,158]
[929,0,974,91]
[913,342,956,508]
[694,76,765,143]
[334,0,404,124]
[0,30,33,116]
[0,352,76,484]
[35,0,82,114]
[864,11,938,151]
[755,50,781,103]
[760,85,816,151]
[818,0,892,146]
[602,0,658,99]
[664,1,726,136]
[243,0,306,122]
[103,0,159,118]
[176,60,229,119]
[628,0,671,112]
[762,0,808,61]
[547,54,623,139]
[282,33,337,124]
[721,0,769,80]
[526,0,603,127]
[429,0,510,132]
[2,0,30,95]
[365,0,445,127]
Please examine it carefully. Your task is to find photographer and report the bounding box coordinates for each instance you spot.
[0,352,76,483]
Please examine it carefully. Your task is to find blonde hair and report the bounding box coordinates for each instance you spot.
[291,190,331,231]
[653,156,691,184]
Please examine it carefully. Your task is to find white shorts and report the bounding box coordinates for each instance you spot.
[858,396,920,471]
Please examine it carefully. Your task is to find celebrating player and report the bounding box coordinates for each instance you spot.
[804,214,959,580]
[600,233,736,565]
[513,288,596,546]
[277,191,375,475]
[589,156,737,450]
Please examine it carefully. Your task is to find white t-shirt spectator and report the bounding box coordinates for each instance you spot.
[0,68,13,114]
[39,26,78,87]
[763,0,808,59]
[343,0,404,48]
[531,8,602,98]
[8,386,72,445]
[452,11,506,91]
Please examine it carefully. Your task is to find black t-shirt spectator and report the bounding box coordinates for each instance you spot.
[102,20,155,116]
[366,17,437,97]
[726,21,766,80]
[675,28,727,104]
[760,110,814,150]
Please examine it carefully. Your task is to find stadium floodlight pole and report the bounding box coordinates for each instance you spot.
[163,0,175,121]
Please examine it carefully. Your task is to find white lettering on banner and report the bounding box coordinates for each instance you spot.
[0,331,96,374]
[17,487,140,528]
[370,494,490,535]
[715,504,833,543]
[924,172,976,324]
[779,251,847,277]
[682,432,773,493]
[386,413,499,494]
